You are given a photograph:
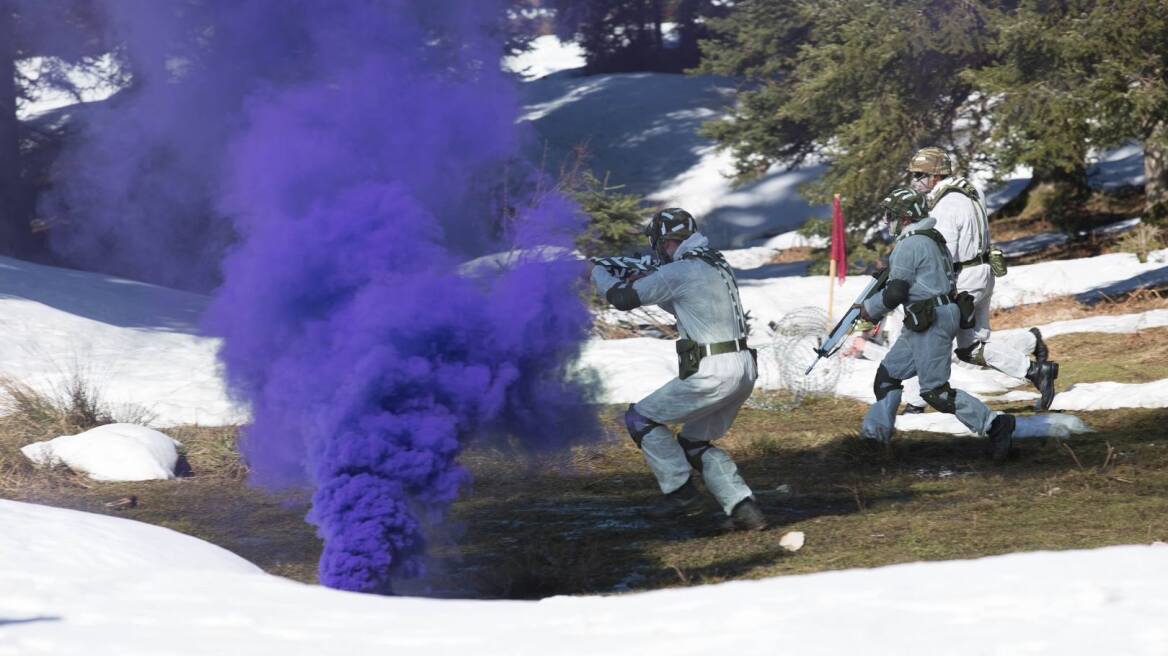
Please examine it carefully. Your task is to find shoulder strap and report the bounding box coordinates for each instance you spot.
[902,228,956,289]
[681,247,749,339]
[931,177,990,256]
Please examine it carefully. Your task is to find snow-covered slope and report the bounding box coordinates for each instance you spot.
[519,71,828,248]
[2,499,1166,656]
[516,36,1147,249]
[0,257,246,426]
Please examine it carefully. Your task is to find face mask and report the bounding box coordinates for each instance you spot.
[909,175,931,194]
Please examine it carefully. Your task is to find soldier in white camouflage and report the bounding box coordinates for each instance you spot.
[590,208,767,531]
[904,147,1059,412]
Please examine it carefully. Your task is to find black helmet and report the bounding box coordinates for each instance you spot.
[646,208,697,261]
[880,187,928,235]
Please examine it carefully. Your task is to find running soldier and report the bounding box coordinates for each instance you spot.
[591,208,767,530]
[905,147,1059,411]
[857,188,1016,459]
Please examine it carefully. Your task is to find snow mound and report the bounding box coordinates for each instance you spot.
[2,498,1167,655]
[21,423,183,481]
[1052,379,1168,411]
[896,412,1091,438]
[0,499,260,577]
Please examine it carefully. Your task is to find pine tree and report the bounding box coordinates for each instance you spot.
[699,0,998,227]
[551,0,726,73]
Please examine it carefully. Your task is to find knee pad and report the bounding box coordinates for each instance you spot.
[677,435,711,471]
[921,383,958,414]
[873,364,904,401]
[955,342,987,366]
[624,404,663,449]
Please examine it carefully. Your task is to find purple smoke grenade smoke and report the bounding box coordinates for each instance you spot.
[204,3,599,592]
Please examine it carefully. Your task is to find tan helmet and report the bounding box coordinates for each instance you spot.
[907,147,952,176]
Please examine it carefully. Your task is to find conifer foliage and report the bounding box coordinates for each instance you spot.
[699,0,1168,227]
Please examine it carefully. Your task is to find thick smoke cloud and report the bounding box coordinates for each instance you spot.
[27,0,599,592]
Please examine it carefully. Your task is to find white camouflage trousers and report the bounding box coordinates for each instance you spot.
[635,350,755,515]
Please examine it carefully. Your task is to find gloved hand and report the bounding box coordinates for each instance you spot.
[853,318,876,333]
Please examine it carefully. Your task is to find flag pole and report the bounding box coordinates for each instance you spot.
[827,258,836,324]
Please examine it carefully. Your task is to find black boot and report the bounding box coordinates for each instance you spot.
[728,497,768,531]
[1030,327,1048,364]
[986,413,1016,462]
[645,477,707,518]
[901,403,926,415]
[1025,360,1059,412]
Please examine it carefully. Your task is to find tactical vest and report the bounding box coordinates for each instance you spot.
[930,177,991,267]
[681,247,749,340]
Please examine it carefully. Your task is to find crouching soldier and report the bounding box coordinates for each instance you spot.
[591,208,767,530]
[856,188,1016,460]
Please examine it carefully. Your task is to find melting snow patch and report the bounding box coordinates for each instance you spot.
[896,413,1091,438]
[1052,379,1168,411]
[21,423,183,481]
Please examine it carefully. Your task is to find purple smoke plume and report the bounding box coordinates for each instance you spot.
[26,0,600,592]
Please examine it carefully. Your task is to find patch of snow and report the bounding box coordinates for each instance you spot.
[1088,142,1146,189]
[896,413,1092,438]
[16,55,123,120]
[997,309,1168,341]
[0,256,247,427]
[3,499,1167,655]
[519,72,827,248]
[503,35,587,80]
[20,424,182,482]
[0,499,262,579]
[997,217,1142,258]
[990,249,1168,308]
[1052,379,1168,411]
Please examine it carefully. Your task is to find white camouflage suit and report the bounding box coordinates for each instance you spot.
[861,217,1001,442]
[591,233,755,515]
[900,177,1038,406]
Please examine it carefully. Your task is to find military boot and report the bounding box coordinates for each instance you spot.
[645,477,706,519]
[1026,360,1059,412]
[986,413,1016,462]
[727,497,768,531]
[1029,327,1048,364]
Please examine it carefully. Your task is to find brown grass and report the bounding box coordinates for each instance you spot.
[991,291,1168,330]
[768,246,816,264]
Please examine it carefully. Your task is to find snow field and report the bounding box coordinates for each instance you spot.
[2,498,1166,656]
[0,257,246,427]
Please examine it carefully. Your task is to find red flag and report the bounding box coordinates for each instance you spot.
[830,194,847,284]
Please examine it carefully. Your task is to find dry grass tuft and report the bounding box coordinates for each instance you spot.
[168,425,249,480]
[0,375,157,494]
[991,291,1168,330]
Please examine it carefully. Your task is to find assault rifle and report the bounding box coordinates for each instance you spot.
[588,255,658,281]
[804,268,890,375]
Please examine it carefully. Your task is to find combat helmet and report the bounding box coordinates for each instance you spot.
[907,146,952,177]
[880,187,929,235]
[646,207,697,261]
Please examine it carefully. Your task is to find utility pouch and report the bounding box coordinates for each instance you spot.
[988,247,1008,277]
[903,299,936,333]
[955,291,976,329]
[676,339,702,380]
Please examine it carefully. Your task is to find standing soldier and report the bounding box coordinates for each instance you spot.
[591,208,767,531]
[904,147,1059,412]
[857,188,1016,459]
